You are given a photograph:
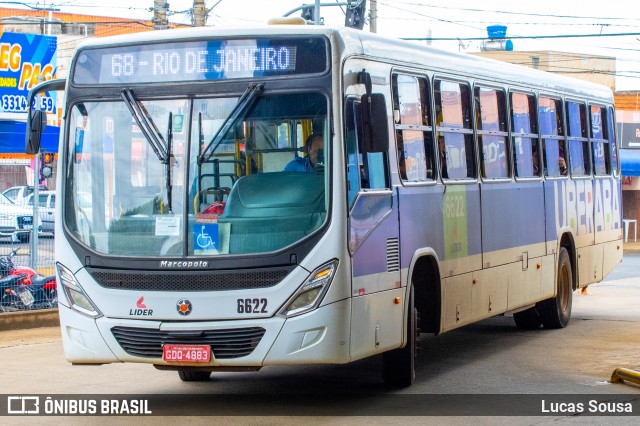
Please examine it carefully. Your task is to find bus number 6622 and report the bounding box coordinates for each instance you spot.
[237,298,267,314]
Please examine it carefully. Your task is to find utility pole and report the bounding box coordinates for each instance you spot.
[369,0,376,33]
[153,0,168,30]
[193,0,206,26]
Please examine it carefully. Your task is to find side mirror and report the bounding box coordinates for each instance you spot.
[24,78,66,155]
[26,110,46,155]
[361,93,389,153]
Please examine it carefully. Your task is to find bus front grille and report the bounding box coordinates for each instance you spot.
[111,326,266,359]
[89,266,293,291]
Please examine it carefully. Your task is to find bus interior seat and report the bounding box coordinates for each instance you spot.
[108,215,169,255]
[219,172,325,253]
[108,195,179,255]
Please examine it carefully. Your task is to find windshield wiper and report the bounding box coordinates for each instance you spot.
[120,88,168,163]
[198,83,264,165]
[121,88,175,212]
[165,112,174,213]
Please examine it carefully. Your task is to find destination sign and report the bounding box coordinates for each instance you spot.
[72,37,328,85]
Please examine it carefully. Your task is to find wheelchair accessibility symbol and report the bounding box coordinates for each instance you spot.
[194,223,218,252]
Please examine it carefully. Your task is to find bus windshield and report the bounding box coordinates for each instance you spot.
[64,91,329,257]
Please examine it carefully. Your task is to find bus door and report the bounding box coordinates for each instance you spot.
[345,97,404,357]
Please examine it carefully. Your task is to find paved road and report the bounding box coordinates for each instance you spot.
[2,256,640,424]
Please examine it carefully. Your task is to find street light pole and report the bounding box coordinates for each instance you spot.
[30,151,40,270]
[314,0,321,25]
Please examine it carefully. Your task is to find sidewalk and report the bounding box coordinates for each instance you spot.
[0,308,59,332]
[624,240,640,254]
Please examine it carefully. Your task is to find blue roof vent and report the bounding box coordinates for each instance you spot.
[487,25,507,39]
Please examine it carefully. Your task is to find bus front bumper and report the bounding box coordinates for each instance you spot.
[58,298,352,366]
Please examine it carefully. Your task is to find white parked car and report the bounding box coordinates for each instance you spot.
[25,190,55,234]
[2,186,46,205]
[0,193,34,242]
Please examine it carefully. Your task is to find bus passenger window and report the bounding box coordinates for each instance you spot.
[476,87,508,179]
[392,74,435,182]
[435,80,475,180]
[539,97,567,178]
[591,105,611,176]
[607,106,618,174]
[566,102,590,176]
[512,92,539,178]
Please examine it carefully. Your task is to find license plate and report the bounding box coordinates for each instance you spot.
[162,344,211,363]
[17,288,34,306]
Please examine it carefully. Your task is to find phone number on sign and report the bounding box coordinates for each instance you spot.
[1,94,56,113]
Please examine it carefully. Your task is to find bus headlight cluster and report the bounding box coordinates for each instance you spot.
[278,260,338,318]
[57,263,102,318]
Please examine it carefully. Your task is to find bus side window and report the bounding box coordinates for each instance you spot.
[590,104,610,176]
[392,74,435,182]
[435,79,475,180]
[476,86,508,179]
[512,92,539,178]
[539,97,567,177]
[566,101,590,176]
[345,97,390,204]
[607,106,618,174]
[345,98,362,205]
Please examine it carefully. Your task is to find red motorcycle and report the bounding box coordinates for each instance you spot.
[0,249,56,309]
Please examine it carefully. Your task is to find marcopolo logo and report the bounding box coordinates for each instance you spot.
[176,299,192,316]
[159,260,208,269]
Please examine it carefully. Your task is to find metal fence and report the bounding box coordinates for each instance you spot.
[0,158,57,312]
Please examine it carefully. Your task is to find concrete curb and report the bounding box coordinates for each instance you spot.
[0,309,59,331]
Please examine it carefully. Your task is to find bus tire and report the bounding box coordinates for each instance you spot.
[382,285,419,388]
[537,247,573,329]
[178,370,211,382]
[513,307,541,330]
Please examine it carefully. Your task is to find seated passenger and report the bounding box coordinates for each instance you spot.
[558,157,568,176]
[284,134,324,173]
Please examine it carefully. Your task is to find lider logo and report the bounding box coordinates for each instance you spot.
[136,296,147,309]
[129,296,153,316]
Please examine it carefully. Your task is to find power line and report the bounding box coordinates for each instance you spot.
[386,0,640,22]
[378,15,640,29]
[403,32,640,41]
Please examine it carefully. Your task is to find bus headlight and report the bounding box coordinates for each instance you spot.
[278,260,338,318]
[57,263,102,318]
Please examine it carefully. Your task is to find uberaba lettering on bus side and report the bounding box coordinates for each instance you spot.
[159,260,208,269]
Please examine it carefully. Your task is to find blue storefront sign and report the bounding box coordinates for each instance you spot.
[0,32,57,114]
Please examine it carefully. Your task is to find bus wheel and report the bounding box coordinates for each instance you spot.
[178,370,211,382]
[513,307,541,330]
[537,247,573,329]
[382,285,419,388]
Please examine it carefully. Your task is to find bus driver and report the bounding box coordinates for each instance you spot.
[284,133,324,173]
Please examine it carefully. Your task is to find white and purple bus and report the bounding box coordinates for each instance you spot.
[26,24,622,387]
